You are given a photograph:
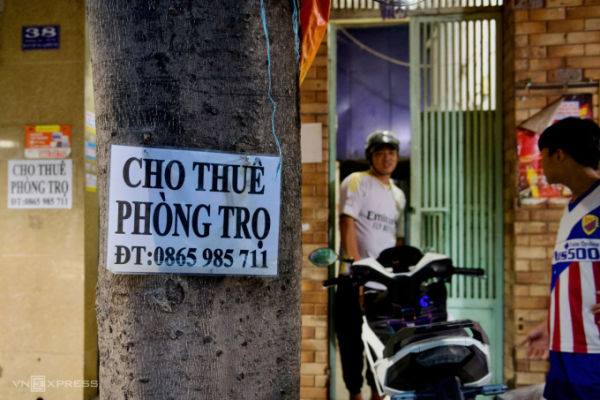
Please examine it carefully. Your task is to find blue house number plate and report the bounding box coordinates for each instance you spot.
[22,25,60,50]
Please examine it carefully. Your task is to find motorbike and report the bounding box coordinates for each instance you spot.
[309,245,507,400]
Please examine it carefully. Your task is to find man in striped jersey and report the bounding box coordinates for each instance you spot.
[521,117,600,399]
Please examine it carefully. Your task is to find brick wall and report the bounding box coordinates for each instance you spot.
[514,2,600,85]
[300,42,330,400]
[503,1,518,387]
[509,0,600,387]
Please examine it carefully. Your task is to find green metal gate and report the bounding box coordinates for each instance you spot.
[409,13,504,382]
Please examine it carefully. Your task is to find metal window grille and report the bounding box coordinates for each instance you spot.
[409,12,503,382]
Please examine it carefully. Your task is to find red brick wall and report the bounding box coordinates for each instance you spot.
[503,0,518,386]
[514,2,600,86]
[508,0,600,387]
[300,42,330,400]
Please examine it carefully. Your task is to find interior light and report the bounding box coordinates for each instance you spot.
[0,140,19,149]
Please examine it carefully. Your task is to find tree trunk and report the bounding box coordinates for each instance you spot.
[87,1,301,398]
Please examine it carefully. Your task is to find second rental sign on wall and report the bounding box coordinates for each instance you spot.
[106,145,281,276]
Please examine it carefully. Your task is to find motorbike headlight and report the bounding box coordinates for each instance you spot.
[414,345,471,368]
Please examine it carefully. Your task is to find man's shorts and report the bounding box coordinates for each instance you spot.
[544,351,600,400]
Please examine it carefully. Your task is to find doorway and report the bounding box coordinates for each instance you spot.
[329,22,412,399]
[327,11,504,399]
[336,23,411,225]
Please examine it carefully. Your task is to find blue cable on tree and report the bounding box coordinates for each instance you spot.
[259,0,282,178]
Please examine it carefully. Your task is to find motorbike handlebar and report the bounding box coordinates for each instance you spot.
[453,267,486,278]
[322,266,486,288]
[322,277,341,287]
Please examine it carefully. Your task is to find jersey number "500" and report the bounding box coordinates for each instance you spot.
[554,247,600,262]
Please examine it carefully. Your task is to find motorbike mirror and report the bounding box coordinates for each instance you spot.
[309,248,339,267]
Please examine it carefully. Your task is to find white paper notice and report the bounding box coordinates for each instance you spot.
[7,159,72,209]
[106,145,281,276]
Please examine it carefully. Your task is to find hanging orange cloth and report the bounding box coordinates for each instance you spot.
[300,0,331,85]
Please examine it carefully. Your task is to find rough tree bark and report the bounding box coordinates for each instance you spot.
[87,1,301,398]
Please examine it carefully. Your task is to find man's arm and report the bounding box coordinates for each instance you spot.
[393,187,406,247]
[519,320,549,360]
[340,215,360,262]
[522,295,600,358]
[593,291,600,318]
[518,278,600,357]
[520,294,550,360]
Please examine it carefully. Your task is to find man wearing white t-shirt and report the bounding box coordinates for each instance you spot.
[336,130,406,400]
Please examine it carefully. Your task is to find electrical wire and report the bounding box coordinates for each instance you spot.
[338,27,410,67]
[338,27,430,68]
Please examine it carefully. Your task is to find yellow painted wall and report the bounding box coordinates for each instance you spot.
[83,20,99,400]
[0,1,94,399]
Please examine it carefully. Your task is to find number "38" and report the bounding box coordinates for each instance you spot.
[24,26,57,39]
